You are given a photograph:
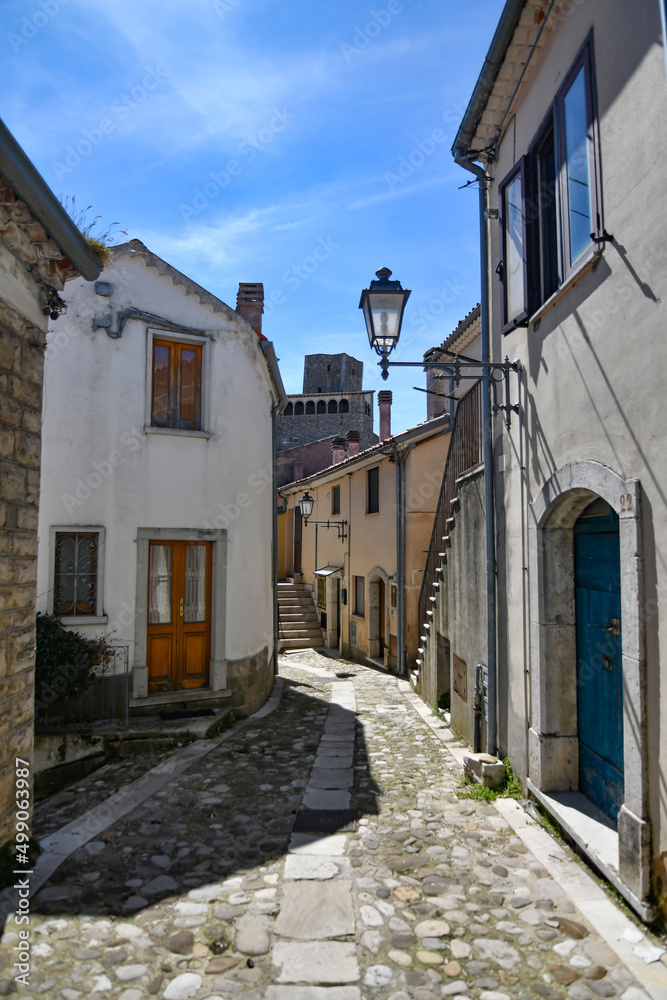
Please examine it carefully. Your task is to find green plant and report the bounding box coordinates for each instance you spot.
[35,612,109,710]
[456,776,498,802]
[438,691,451,712]
[60,195,127,265]
[455,757,525,803]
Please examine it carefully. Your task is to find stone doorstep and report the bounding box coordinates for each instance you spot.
[128,686,233,716]
[526,781,655,923]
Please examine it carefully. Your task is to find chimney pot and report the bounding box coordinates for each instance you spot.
[236,282,265,338]
[346,430,361,456]
[331,436,346,464]
[378,390,392,442]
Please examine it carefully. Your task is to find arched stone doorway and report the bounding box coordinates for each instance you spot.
[528,461,649,899]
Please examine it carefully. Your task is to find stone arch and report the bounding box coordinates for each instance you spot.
[305,400,315,414]
[528,460,648,898]
[367,565,390,660]
[328,400,338,414]
[284,402,293,416]
[294,401,304,415]
[339,399,349,413]
[317,400,326,414]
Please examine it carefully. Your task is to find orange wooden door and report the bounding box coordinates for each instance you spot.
[147,541,212,693]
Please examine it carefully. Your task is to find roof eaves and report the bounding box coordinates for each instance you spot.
[0,118,102,281]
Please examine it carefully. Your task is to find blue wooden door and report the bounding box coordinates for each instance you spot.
[574,503,624,822]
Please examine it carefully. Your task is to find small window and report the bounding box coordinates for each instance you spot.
[367,466,379,514]
[317,400,326,414]
[54,532,99,616]
[295,401,304,415]
[151,339,202,430]
[328,400,338,414]
[332,485,340,515]
[306,400,315,414]
[390,583,397,608]
[354,575,365,617]
[339,399,349,413]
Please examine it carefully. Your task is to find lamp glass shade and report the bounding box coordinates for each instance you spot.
[299,491,314,521]
[359,269,411,356]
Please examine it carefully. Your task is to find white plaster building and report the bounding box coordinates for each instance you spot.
[36,240,285,716]
[416,0,667,919]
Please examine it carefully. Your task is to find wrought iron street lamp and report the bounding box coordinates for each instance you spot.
[298,491,347,541]
[359,267,411,380]
[359,267,520,427]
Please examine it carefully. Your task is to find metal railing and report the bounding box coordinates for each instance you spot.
[35,645,130,729]
[416,381,483,641]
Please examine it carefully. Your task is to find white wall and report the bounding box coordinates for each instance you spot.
[37,246,277,686]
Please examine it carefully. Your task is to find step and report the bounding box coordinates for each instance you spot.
[280,637,325,650]
[280,628,324,640]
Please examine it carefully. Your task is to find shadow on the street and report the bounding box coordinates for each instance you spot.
[6,677,381,927]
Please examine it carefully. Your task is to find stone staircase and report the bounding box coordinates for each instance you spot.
[278,580,324,651]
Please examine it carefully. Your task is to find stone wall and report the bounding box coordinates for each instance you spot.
[303,353,363,394]
[0,294,44,846]
[276,392,376,452]
[225,645,274,717]
[418,468,487,745]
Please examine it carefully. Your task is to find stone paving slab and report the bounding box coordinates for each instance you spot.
[274,880,355,938]
[309,767,355,788]
[272,940,360,983]
[284,854,351,880]
[266,988,362,1000]
[302,788,351,810]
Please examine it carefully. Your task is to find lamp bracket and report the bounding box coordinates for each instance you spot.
[302,518,348,542]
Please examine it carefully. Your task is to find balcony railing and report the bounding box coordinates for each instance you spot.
[416,380,483,643]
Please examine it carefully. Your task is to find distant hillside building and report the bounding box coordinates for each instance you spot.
[276,353,378,486]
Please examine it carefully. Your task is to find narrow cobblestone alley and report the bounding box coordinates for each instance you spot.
[2,651,666,1000]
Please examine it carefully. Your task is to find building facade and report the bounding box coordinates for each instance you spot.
[418,0,667,918]
[36,240,285,718]
[279,396,450,674]
[0,120,101,854]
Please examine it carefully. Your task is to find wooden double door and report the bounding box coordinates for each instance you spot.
[147,540,212,693]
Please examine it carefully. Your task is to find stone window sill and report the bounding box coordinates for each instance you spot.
[145,426,210,439]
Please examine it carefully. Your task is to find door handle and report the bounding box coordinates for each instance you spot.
[179,597,184,618]
[602,617,620,636]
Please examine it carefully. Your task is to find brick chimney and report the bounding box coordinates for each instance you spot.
[331,436,346,464]
[346,430,360,456]
[378,390,392,442]
[236,283,266,339]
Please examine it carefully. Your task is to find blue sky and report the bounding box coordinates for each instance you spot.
[2,0,504,434]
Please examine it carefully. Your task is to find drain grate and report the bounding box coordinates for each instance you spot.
[293,809,356,833]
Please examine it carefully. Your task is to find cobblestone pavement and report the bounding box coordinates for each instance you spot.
[2,649,666,1000]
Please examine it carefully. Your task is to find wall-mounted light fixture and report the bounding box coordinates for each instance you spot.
[298,490,347,541]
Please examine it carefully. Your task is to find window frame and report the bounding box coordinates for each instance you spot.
[498,34,603,329]
[353,575,365,618]
[331,484,341,516]
[145,329,209,436]
[555,36,602,280]
[49,525,106,625]
[367,466,380,514]
[499,159,529,332]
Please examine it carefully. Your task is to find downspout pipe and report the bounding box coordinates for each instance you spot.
[452,150,498,757]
